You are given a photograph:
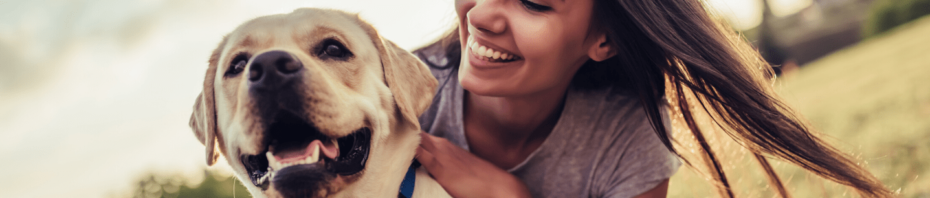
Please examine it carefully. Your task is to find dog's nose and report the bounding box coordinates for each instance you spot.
[248,50,303,88]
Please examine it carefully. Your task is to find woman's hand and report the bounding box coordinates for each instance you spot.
[415,132,532,198]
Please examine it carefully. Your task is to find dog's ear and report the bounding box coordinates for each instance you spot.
[359,19,438,128]
[190,36,227,166]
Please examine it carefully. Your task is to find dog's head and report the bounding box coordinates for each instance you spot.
[189,8,437,198]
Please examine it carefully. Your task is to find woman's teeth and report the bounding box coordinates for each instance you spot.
[469,39,518,62]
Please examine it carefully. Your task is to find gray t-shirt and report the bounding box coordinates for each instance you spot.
[417,65,682,198]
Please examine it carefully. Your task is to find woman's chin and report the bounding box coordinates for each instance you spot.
[458,62,555,98]
[458,71,516,97]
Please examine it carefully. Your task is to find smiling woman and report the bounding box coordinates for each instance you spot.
[412,0,893,197]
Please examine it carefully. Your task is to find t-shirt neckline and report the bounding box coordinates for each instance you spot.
[453,84,574,172]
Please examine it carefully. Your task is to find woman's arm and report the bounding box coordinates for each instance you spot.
[416,132,532,198]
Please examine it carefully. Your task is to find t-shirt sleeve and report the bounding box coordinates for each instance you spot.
[592,107,681,198]
[414,45,447,133]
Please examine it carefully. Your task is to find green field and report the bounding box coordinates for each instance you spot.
[668,16,930,197]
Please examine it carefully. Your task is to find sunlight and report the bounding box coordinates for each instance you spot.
[770,0,814,17]
[705,0,764,30]
[703,0,814,30]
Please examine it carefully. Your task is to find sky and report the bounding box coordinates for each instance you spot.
[0,0,812,197]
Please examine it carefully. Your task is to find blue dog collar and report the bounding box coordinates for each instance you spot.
[398,161,419,198]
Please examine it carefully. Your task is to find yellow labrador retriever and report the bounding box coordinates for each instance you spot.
[189,8,450,198]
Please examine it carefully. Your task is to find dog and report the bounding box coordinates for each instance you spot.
[189,8,450,198]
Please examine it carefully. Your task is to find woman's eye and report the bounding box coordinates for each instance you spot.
[520,0,552,12]
[226,54,249,76]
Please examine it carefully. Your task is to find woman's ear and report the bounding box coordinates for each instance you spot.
[587,34,616,62]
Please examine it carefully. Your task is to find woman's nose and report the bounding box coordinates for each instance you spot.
[467,0,507,35]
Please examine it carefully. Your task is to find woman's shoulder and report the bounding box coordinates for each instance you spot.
[564,86,662,128]
[573,87,679,196]
[559,86,673,159]
[517,86,680,197]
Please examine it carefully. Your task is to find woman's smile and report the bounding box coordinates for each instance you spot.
[465,35,524,70]
[456,0,595,96]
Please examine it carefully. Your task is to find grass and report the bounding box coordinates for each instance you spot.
[123,169,252,198]
[667,16,930,197]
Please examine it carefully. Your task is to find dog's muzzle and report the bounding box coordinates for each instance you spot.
[238,50,372,196]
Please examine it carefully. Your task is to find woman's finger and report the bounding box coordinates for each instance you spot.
[415,146,432,163]
[415,146,442,176]
[418,132,439,151]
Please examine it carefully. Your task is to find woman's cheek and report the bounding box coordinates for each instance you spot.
[513,16,559,52]
[514,22,561,66]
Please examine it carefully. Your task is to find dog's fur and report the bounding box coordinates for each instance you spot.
[190,8,449,198]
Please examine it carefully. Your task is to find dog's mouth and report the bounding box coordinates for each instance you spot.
[240,111,371,188]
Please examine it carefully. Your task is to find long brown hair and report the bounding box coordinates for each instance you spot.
[414,0,891,197]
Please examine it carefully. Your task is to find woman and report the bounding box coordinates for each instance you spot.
[412,0,891,197]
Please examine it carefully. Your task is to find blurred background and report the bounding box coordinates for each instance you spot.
[0,0,926,197]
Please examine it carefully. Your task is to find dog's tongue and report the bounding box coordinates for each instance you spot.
[275,140,339,163]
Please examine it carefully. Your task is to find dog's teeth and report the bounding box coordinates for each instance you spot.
[266,151,279,171]
[264,143,327,170]
[311,144,320,163]
[266,152,276,164]
[257,171,271,184]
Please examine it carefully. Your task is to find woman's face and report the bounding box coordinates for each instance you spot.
[456,0,599,97]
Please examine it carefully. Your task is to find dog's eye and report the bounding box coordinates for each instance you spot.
[325,45,344,57]
[317,39,352,60]
[225,53,249,76]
